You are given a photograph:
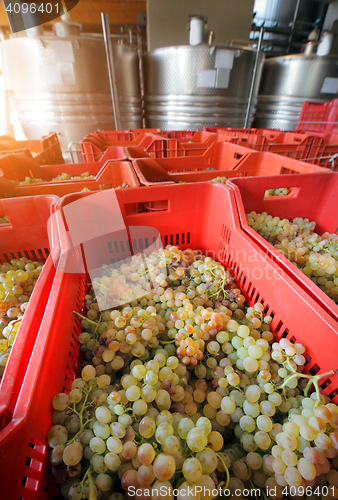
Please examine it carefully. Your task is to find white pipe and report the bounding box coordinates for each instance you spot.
[189,17,205,45]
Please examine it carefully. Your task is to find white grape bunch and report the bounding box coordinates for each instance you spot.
[46,245,338,500]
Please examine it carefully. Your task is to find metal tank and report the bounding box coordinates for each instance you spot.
[1,32,142,151]
[143,45,264,131]
[254,55,338,130]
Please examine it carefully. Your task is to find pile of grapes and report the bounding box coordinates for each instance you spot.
[207,179,290,196]
[81,184,130,193]
[10,172,95,185]
[47,246,338,500]
[209,177,227,185]
[264,189,290,198]
[246,213,338,303]
[0,215,9,224]
[0,257,44,378]
[51,173,95,182]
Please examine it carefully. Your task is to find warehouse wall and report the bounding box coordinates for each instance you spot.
[323,0,338,30]
[147,0,255,51]
[0,1,146,28]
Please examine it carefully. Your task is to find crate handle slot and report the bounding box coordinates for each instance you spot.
[264,187,298,198]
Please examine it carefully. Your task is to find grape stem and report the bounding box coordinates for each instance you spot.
[88,468,96,500]
[65,382,97,444]
[216,453,230,489]
[276,370,335,407]
[73,311,98,326]
[250,479,268,500]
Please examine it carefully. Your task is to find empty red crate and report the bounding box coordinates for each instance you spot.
[228,172,338,323]
[0,195,57,434]
[80,133,167,162]
[0,155,140,198]
[215,129,316,159]
[304,133,338,170]
[132,142,325,186]
[296,99,338,134]
[2,182,338,498]
[0,132,63,166]
[203,127,281,134]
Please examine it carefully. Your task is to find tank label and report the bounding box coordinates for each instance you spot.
[58,62,76,85]
[51,41,75,63]
[197,70,217,88]
[215,49,234,69]
[39,65,62,85]
[320,77,338,94]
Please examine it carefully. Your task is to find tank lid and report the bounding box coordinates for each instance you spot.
[52,21,82,38]
[145,43,256,56]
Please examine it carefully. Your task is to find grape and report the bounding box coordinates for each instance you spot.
[196,417,212,436]
[162,435,179,455]
[156,422,174,444]
[243,401,260,418]
[196,448,217,474]
[52,393,69,411]
[245,452,263,470]
[241,432,257,452]
[68,484,83,500]
[152,481,174,500]
[138,443,156,465]
[63,442,83,466]
[182,457,202,482]
[282,449,298,467]
[277,432,297,450]
[93,421,110,439]
[284,466,303,487]
[153,453,176,481]
[245,385,261,403]
[138,464,155,486]
[126,385,141,401]
[233,459,251,481]
[177,481,200,500]
[104,453,121,472]
[195,475,217,500]
[90,437,106,454]
[221,396,236,415]
[257,415,273,432]
[207,431,223,451]
[49,444,65,465]
[186,428,208,453]
[178,418,195,439]
[297,457,316,480]
[82,364,96,381]
[110,422,126,439]
[240,415,256,433]
[47,425,68,448]
[272,458,286,475]
[96,473,113,492]
[254,431,271,450]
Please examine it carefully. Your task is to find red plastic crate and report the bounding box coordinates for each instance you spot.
[0,195,57,433]
[215,129,316,159]
[0,133,63,166]
[80,133,167,162]
[132,142,325,186]
[0,156,140,198]
[304,133,338,170]
[296,99,338,134]
[204,127,281,134]
[167,130,196,139]
[2,183,338,498]
[228,172,338,324]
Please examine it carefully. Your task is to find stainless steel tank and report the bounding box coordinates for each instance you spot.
[254,55,338,130]
[1,34,142,151]
[143,45,263,131]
